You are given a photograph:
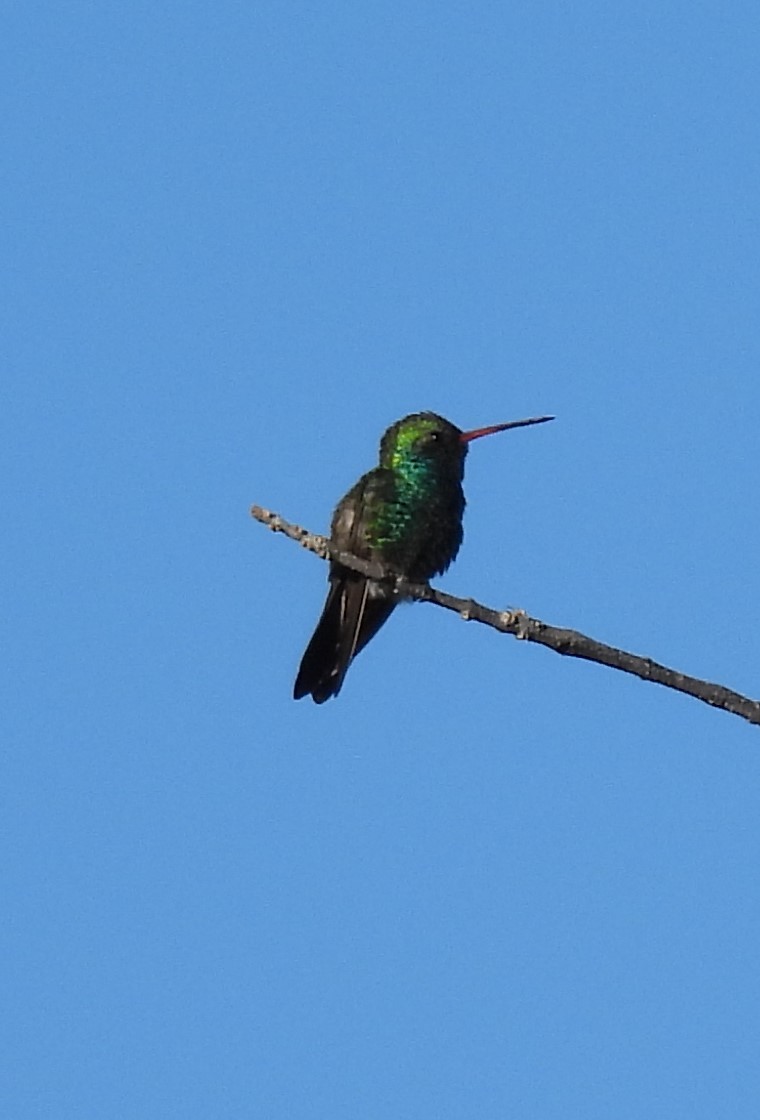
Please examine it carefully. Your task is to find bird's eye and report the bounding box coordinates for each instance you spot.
[428,430,440,442]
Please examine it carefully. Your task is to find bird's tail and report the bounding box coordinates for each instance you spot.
[293,574,394,703]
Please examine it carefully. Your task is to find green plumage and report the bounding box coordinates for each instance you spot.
[358,413,466,577]
[293,409,553,703]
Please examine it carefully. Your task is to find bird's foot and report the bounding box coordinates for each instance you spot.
[393,575,425,601]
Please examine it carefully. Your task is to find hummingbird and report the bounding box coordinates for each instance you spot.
[294,410,553,703]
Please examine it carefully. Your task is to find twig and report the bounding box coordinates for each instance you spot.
[251,504,760,728]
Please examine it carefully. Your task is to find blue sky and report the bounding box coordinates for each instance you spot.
[3,2,760,1116]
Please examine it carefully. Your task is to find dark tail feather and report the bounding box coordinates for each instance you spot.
[293,575,394,703]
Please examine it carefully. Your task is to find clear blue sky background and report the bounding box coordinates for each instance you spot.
[3,3,760,1117]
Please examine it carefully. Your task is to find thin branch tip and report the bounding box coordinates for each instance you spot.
[250,502,760,728]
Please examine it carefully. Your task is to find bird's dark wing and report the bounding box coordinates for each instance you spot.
[293,469,396,703]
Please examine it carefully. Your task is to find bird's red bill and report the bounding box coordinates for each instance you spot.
[460,415,554,443]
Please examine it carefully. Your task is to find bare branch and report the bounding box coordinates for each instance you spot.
[251,504,760,728]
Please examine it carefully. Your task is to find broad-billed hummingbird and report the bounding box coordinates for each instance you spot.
[294,411,553,703]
